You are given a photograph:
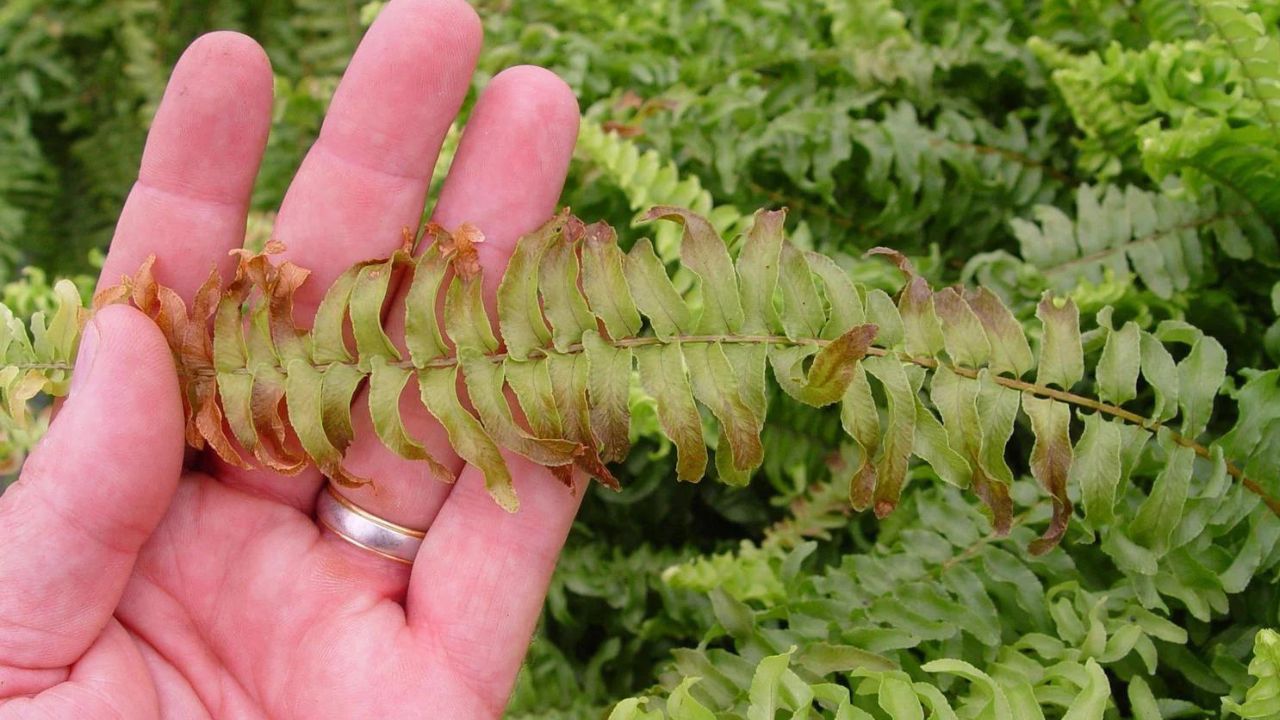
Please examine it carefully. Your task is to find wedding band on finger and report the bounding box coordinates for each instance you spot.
[315,484,425,565]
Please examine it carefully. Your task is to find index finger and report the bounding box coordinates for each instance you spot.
[99,31,274,301]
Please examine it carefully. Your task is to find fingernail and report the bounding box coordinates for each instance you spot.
[69,320,101,398]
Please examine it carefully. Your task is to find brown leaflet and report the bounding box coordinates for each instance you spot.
[92,282,133,310]
[803,324,879,405]
[970,474,1013,537]
[962,287,1034,378]
[437,221,485,280]
[548,353,620,490]
[224,248,311,473]
[550,464,576,488]
[850,464,877,512]
[192,375,247,467]
[183,268,249,465]
[1023,396,1074,554]
[265,260,312,364]
[247,370,306,474]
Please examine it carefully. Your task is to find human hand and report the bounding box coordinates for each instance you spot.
[0,1,583,717]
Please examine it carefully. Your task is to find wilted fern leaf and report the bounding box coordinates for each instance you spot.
[5,207,1278,551]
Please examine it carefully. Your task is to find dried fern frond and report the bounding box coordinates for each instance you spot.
[3,206,1276,554]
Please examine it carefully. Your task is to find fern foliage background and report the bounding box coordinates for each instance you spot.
[5,0,1280,717]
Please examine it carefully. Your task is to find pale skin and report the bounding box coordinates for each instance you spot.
[0,1,588,717]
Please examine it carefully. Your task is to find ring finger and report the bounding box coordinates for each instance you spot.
[320,65,580,569]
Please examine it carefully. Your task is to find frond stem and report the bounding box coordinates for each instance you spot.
[16,331,1278,515]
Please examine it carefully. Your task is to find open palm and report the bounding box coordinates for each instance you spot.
[0,2,585,717]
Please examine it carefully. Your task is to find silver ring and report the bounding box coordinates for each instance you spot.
[315,485,425,565]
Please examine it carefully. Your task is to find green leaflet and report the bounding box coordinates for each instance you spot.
[921,660,1013,720]
[418,366,516,511]
[1061,660,1111,720]
[667,677,716,720]
[444,273,499,355]
[350,259,401,364]
[1223,629,1280,719]
[842,363,881,510]
[912,391,971,490]
[933,287,989,369]
[504,358,564,440]
[548,352,618,488]
[1095,312,1140,405]
[625,238,692,341]
[403,246,450,365]
[1035,294,1083,390]
[636,343,706,482]
[367,356,448,478]
[581,222,643,340]
[1158,321,1227,438]
[927,366,980,487]
[644,206,744,334]
[318,362,365,461]
[496,214,558,360]
[974,376,1020,496]
[582,331,632,463]
[217,370,258,462]
[1219,369,1280,490]
[870,675,925,720]
[805,251,865,339]
[1072,413,1123,527]
[735,209,786,335]
[1127,677,1160,720]
[284,358,365,486]
[458,349,579,468]
[684,342,763,473]
[871,248,945,358]
[540,220,597,352]
[1130,432,1196,555]
[723,344,768,426]
[746,650,797,720]
[931,368,1016,532]
[864,355,915,517]
[1140,330,1179,422]
[310,263,362,365]
[607,699,662,720]
[778,242,825,341]
[865,288,905,349]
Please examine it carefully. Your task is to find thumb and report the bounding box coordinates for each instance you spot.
[0,304,184,673]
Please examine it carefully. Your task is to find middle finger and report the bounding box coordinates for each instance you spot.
[213,0,483,509]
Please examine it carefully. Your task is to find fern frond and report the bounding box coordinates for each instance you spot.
[1223,629,1280,718]
[1004,183,1273,298]
[1142,122,1280,226]
[5,207,1279,552]
[1197,0,1280,141]
[575,121,756,266]
[1030,36,1254,177]
[643,483,1227,717]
